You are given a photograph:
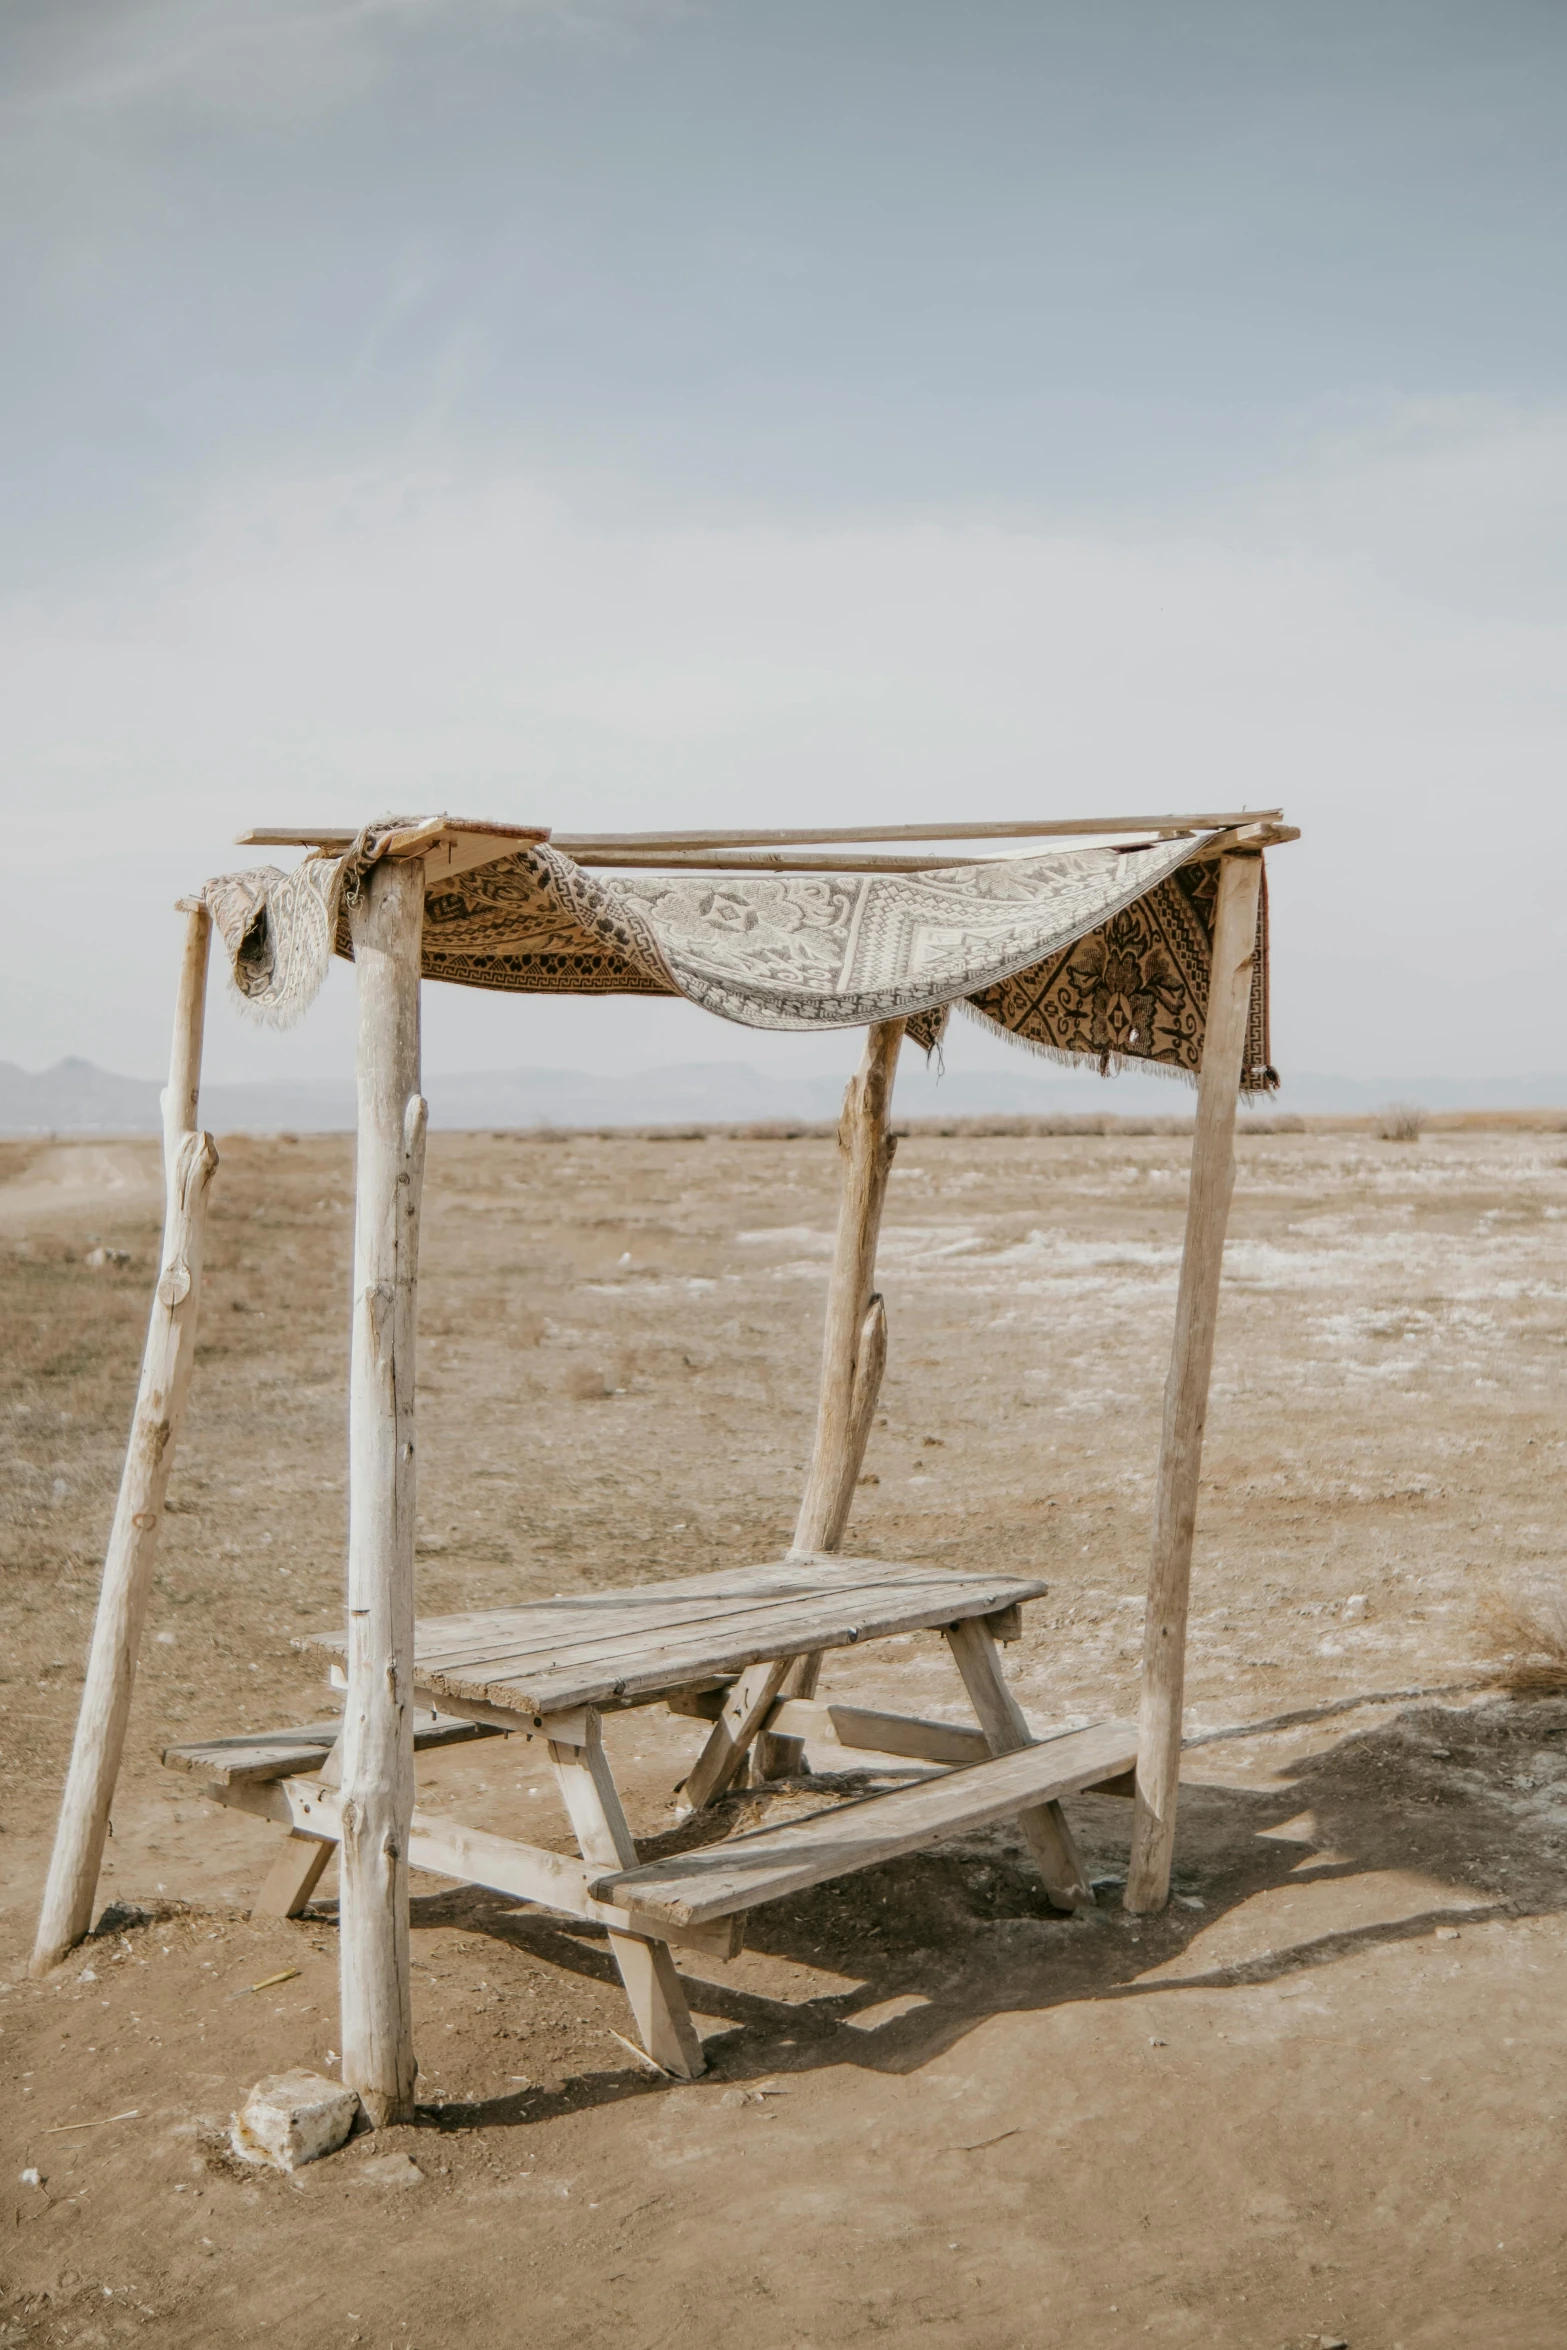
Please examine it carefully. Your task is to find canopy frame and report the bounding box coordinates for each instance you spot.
[32,812,1293,2131]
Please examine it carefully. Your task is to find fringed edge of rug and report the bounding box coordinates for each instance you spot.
[953,1000,1280,1094]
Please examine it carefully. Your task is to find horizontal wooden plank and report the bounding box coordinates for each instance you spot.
[310,1558,1046,1719]
[550,815,1280,850]
[592,1720,1138,1926]
[211,1775,741,1958]
[419,1582,1044,1717]
[564,850,1011,873]
[414,1691,591,1743]
[314,1561,1046,1719]
[161,1712,495,1787]
[319,1557,1046,1667]
[765,1699,991,1766]
[401,1586,1029,1680]
[667,1692,1124,1778]
[237,820,550,849]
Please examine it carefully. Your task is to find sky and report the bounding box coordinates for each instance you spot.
[3,0,1565,1094]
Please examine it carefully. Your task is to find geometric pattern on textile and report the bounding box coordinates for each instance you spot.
[591,835,1206,1032]
[199,823,1275,1090]
[339,847,679,1002]
[964,857,1274,1092]
[203,856,347,1028]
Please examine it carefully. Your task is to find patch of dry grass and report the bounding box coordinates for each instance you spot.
[1478,1575,1567,1693]
[1373,1101,1428,1142]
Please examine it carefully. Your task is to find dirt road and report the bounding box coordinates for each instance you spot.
[3,1124,1565,2346]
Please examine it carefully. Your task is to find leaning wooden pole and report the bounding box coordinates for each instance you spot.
[758,1017,904,1779]
[338,854,427,2127]
[1125,852,1264,1914]
[32,905,218,1975]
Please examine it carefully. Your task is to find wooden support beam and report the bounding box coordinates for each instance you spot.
[1125,851,1266,1915]
[550,814,1282,851]
[563,851,1012,873]
[944,1617,1094,1910]
[549,1719,706,2078]
[338,855,426,2126]
[670,1691,1135,1789]
[678,1657,793,1812]
[236,812,1283,855]
[31,906,218,1976]
[758,1022,903,1780]
[256,1832,335,1920]
[215,1772,742,1955]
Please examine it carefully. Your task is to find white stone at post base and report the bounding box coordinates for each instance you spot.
[230,2071,362,2172]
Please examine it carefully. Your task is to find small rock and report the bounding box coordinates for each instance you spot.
[355,2152,425,2188]
[230,2071,360,2172]
[1319,2337,1350,2349]
[77,1967,97,1984]
[1148,2036,1167,2047]
[84,1246,132,1270]
[719,2087,751,2109]
[1435,1927,1461,1942]
[19,2168,42,2188]
[1342,1594,1368,1623]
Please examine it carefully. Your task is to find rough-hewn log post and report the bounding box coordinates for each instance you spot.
[1125,852,1264,1913]
[338,854,427,2125]
[757,1018,904,1779]
[32,905,217,1975]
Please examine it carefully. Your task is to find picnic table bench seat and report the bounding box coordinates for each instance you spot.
[162,1710,500,1787]
[592,1719,1138,1927]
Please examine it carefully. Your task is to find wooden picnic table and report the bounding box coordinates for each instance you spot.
[165,1556,1135,2081]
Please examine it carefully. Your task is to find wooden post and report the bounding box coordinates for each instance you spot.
[757,1019,904,1780]
[338,855,427,2125]
[32,906,218,1975]
[792,1018,905,1553]
[1124,852,1263,1914]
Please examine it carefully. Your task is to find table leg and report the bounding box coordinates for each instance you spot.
[679,1658,792,1812]
[256,1832,334,1920]
[944,1617,1093,1910]
[255,1724,341,1918]
[549,1716,705,2080]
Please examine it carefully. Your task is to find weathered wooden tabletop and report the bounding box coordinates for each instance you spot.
[316,1555,1048,1718]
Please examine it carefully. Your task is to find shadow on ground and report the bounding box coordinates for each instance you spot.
[395,1690,1567,2132]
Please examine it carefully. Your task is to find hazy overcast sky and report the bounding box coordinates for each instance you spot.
[4,1,1565,1088]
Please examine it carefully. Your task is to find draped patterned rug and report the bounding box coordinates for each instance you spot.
[202,827,1274,1091]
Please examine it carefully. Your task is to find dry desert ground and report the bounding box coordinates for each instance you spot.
[3,1121,1567,2348]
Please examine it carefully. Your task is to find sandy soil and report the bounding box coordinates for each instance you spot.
[3,1122,1567,2348]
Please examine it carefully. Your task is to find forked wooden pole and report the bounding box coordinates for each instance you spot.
[793,1019,906,1552]
[32,906,218,1975]
[1125,852,1264,1914]
[757,1019,904,1780]
[338,856,427,2125]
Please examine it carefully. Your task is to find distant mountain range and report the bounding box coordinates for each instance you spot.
[3,1055,1565,1137]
